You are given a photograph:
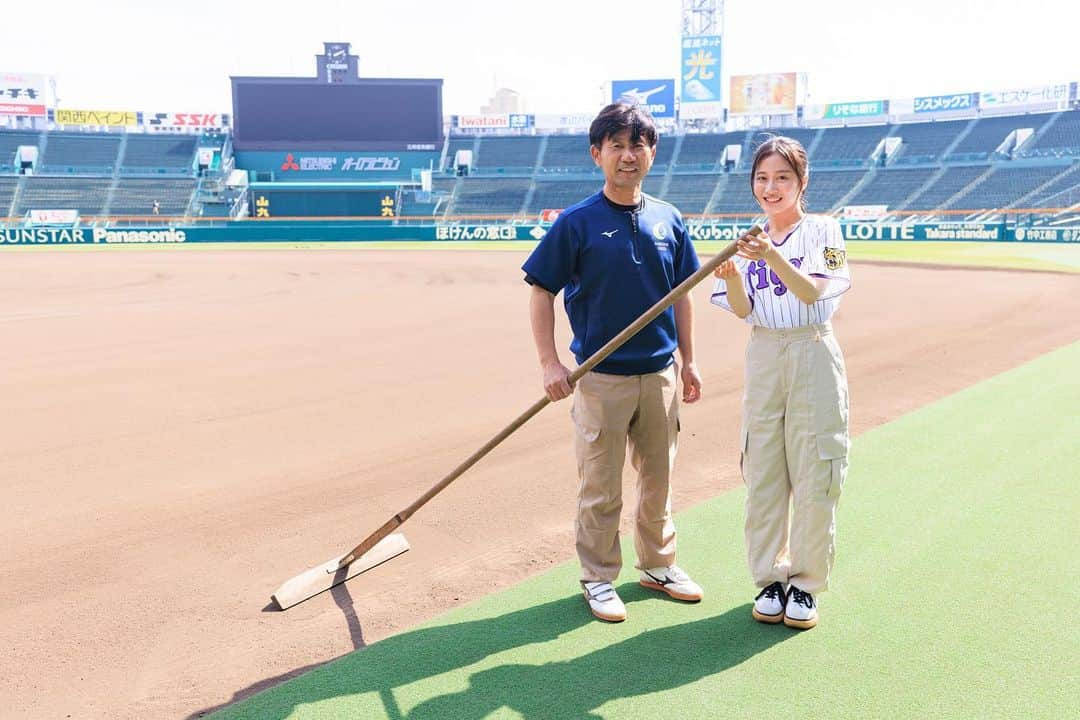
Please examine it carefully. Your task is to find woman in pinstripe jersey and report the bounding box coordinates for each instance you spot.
[710,136,852,630]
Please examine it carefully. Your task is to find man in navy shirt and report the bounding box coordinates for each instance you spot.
[523,102,704,622]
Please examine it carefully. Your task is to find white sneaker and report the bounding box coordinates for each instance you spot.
[784,586,818,629]
[639,565,704,602]
[582,581,626,622]
[752,582,787,624]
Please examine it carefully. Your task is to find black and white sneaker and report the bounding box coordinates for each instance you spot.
[752,581,787,624]
[784,586,818,629]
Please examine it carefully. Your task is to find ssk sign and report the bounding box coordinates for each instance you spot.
[145,112,224,128]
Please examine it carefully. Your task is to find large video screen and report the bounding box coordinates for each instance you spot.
[231,78,443,151]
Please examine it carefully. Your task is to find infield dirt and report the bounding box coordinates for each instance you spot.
[1,249,1076,718]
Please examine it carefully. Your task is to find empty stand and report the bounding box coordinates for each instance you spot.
[110,178,196,215]
[904,166,988,211]
[121,134,197,173]
[0,131,40,172]
[663,174,721,214]
[39,133,121,172]
[474,137,543,171]
[0,177,19,215]
[16,177,112,216]
[448,177,531,216]
[810,125,889,166]
[528,180,598,213]
[947,113,1054,159]
[1021,110,1080,157]
[1020,162,1080,208]
[847,167,937,208]
[890,119,969,164]
[675,132,741,169]
[946,165,1066,210]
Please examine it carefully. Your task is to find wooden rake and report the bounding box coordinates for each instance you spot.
[271,230,756,609]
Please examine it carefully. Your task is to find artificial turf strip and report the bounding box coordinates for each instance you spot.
[213,341,1080,719]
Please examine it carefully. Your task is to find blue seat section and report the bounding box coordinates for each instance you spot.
[0,130,41,171]
[449,177,531,215]
[803,169,872,211]
[904,166,988,210]
[744,128,819,167]
[810,125,889,166]
[676,132,743,170]
[0,177,19,214]
[847,167,937,208]
[947,114,1054,159]
[110,178,197,215]
[1021,163,1080,208]
[946,165,1066,209]
[16,176,113,216]
[40,133,121,172]
[539,136,592,170]
[1021,111,1080,158]
[474,137,543,171]
[663,173,720,213]
[528,179,598,213]
[890,119,969,164]
[710,175,760,215]
[121,135,197,171]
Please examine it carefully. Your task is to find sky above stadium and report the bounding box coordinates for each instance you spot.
[7,0,1077,116]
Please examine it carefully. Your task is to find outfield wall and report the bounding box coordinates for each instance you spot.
[2,221,1079,246]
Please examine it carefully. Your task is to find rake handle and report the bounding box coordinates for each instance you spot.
[337,231,755,569]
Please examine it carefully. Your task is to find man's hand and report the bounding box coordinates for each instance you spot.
[681,362,702,403]
[542,361,575,402]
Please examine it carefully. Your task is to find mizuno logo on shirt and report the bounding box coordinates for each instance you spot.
[601,229,618,237]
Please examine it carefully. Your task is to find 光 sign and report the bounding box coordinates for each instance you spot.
[612,79,675,118]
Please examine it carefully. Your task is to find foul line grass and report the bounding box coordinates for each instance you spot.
[211,342,1080,719]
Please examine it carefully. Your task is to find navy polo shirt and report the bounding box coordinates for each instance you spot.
[522,191,700,376]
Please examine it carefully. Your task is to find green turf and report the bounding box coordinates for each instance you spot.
[693,240,1080,273]
[8,239,1079,272]
[211,341,1080,719]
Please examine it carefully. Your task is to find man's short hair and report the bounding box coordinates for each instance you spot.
[589,102,658,149]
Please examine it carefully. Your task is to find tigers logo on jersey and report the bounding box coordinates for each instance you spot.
[823,247,846,271]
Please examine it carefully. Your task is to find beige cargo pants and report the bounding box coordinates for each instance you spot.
[741,323,849,594]
[571,365,679,583]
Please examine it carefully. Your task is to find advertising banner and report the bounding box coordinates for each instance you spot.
[612,79,676,118]
[913,93,976,114]
[842,204,889,220]
[55,108,138,127]
[144,112,225,129]
[0,71,47,117]
[235,150,438,180]
[456,114,510,129]
[28,209,79,225]
[680,34,722,119]
[824,100,885,119]
[730,73,799,115]
[533,113,594,130]
[3,222,1079,247]
[980,84,1069,110]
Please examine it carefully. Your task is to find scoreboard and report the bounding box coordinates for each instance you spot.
[231,77,443,152]
[252,188,396,218]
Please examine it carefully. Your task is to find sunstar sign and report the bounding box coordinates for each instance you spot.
[1,228,188,244]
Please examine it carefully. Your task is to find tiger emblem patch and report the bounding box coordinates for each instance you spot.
[823,247,847,271]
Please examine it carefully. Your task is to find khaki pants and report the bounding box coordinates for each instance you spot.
[741,323,849,594]
[571,365,679,583]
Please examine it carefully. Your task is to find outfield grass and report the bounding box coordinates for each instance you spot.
[211,342,1080,719]
[694,240,1080,273]
[8,239,1078,273]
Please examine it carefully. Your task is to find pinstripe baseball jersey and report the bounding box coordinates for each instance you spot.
[710,214,851,328]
